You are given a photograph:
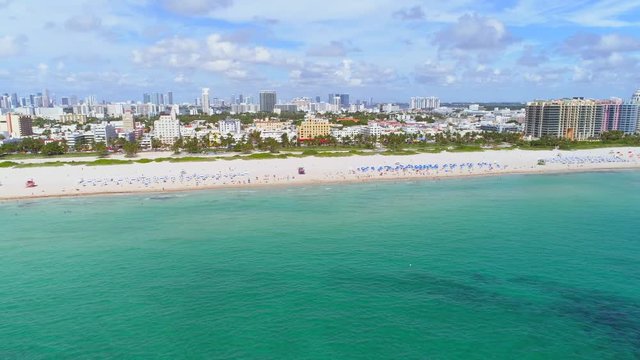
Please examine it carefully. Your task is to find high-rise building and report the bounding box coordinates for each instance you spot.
[340,94,350,108]
[153,115,181,145]
[259,91,277,113]
[201,88,211,114]
[34,95,43,107]
[143,93,151,104]
[525,97,640,140]
[3,114,33,138]
[85,95,97,106]
[619,103,639,134]
[525,98,599,140]
[411,96,440,110]
[594,99,622,134]
[621,90,640,134]
[167,91,174,105]
[122,110,135,131]
[333,95,341,112]
[328,93,350,108]
[42,89,50,108]
[10,93,18,108]
[632,89,640,105]
[0,94,9,109]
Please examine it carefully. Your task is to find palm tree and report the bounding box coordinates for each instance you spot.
[280,133,290,148]
[94,142,109,157]
[123,141,139,158]
[151,138,163,150]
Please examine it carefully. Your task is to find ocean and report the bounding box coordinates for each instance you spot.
[1,171,640,359]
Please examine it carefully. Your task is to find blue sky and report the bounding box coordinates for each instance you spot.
[1,0,640,103]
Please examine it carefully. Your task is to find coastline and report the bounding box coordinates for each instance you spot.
[2,147,640,202]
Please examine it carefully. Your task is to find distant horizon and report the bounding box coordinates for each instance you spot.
[4,87,640,107]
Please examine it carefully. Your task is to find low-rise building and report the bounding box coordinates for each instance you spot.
[364,122,383,138]
[35,107,65,120]
[93,122,117,144]
[297,118,331,141]
[254,119,288,132]
[219,118,242,135]
[59,114,87,124]
[331,126,364,140]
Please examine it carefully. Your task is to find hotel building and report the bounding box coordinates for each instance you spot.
[297,118,331,141]
[525,93,640,140]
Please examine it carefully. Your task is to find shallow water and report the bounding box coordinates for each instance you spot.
[1,171,639,359]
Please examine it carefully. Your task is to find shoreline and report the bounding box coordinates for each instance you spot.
[2,159,639,203]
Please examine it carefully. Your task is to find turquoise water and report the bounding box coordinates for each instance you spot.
[1,171,640,359]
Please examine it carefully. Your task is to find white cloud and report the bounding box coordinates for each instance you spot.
[162,0,232,16]
[572,66,593,82]
[414,60,458,85]
[561,33,640,59]
[307,41,360,58]
[289,58,399,88]
[3,0,640,101]
[434,14,516,51]
[64,15,102,32]
[0,34,27,56]
[174,73,189,83]
[393,6,425,21]
[132,33,279,82]
[517,46,548,67]
[206,34,273,64]
[37,63,49,75]
[567,0,640,27]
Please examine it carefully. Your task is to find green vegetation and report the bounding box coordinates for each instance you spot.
[41,142,66,156]
[245,153,289,160]
[0,161,18,168]
[123,141,139,158]
[166,157,217,163]
[88,159,134,166]
[94,142,109,158]
[381,150,419,156]
[0,152,98,160]
[13,162,68,168]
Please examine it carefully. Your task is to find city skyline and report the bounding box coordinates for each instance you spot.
[2,1,640,102]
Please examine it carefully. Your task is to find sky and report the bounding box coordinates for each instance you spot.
[2,0,640,103]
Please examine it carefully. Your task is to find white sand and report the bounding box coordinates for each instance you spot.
[2,147,640,201]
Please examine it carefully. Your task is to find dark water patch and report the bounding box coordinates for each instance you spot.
[329,268,529,312]
[558,289,640,352]
[16,201,38,208]
[147,196,176,201]
[468,272,501,284]
[509,275,640,352]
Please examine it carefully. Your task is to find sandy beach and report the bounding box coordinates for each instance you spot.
[2,147,640,201]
